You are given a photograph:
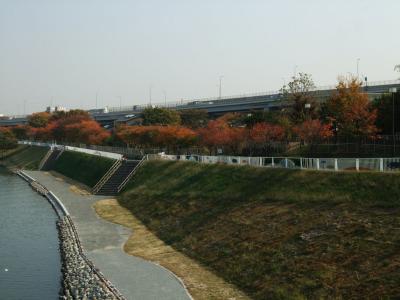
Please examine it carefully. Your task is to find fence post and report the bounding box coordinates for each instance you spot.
[316,158,320,170]
[259,157,262,167]
[334,158,338,171]
[271,157,275,167]
[356,158,359,171]
[380,158,384,172]
[285,158,288,168]
[300,158,303,169]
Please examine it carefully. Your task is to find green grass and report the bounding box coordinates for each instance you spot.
[119,160,400,299]
[53,150,115,188]
[0,145,49,170]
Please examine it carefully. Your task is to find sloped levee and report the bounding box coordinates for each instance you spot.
[117,160,400,300]
[53,150,115,188]
[0,145,49,170]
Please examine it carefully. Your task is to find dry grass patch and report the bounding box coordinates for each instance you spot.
[94,199,250,300]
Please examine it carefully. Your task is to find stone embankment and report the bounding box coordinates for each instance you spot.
[17,171,125,300]
[58,216,125,300]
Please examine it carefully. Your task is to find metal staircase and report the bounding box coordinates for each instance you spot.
[94,157,146,196]
[39,148,64,171]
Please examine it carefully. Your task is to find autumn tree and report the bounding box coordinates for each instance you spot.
[281,73,319,123]
[326,77,377,137]
[293,119,333,144]
[248,122,285,154]
[179,109,208,128]
[28,112,51,128]
[197,119,246,154]
[63,120,110,144]
[142,107,181,125]
[11,125,29,140]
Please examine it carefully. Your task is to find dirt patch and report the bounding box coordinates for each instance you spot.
[94,199,250,300]
[48,170,92,195]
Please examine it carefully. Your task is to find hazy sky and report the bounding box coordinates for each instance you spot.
[0,0,399,115]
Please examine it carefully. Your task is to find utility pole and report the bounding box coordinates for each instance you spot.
[357,58,360,78]
[163,90,167,107]
[219,75,224,99]
[95,92,98,109]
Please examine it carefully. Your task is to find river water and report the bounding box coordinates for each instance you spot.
[0,167,61,299]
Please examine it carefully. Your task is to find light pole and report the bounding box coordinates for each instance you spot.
[356,58,360,78]
[117,96,122,110]
[149,85,152,106]
[219,75,224,99]
[95,92,98,109]
[390,87,397,155]
[163,90,167,107]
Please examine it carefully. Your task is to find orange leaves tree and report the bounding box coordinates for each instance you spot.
[293,120,333,144]
[248,122,285,150]
[28,110,109,145]
[326,77,377,137]
[117,125,197,151]
[197,119,246,154]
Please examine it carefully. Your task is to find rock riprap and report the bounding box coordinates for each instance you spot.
[58,216,125,300]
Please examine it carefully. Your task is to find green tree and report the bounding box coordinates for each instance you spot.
[281,73,319,123]
[142,107,181,125]
[179,109,208,128]
[0,128,17,149]
[243,110,279,127]
[28,112,51,128]
[372,93,398,134]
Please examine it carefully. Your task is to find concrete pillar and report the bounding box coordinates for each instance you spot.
[380,158,384,172]
[316,158,320,170]
[334,158,338,171]
[356,159,359,171]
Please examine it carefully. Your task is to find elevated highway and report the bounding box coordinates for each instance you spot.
[1,79,399,127]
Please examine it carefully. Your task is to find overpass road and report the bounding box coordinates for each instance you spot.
[1,79,399,127]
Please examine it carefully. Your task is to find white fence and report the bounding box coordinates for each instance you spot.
[150,154,400,172]
[18,141,122,160]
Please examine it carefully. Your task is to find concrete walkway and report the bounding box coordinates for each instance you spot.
[26,171,191,300]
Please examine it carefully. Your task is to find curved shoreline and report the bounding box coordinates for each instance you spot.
[17,170,126,300]
[20,170,192,300]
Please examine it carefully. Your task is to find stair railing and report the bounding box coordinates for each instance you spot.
[38,148,54,170]
[117,156,147,193]
[92,158,123,194]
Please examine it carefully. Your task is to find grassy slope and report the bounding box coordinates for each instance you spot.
[0,145,49,170]
[53,150,115,188]
[119,160,400,300]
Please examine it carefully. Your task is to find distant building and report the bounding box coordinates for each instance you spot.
[46,106,68,113]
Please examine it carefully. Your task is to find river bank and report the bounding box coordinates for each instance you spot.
[23,170,192,300]
[18,171,125,300]
[0,167,61,299]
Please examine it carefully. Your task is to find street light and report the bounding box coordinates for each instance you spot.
[116,96,122,110]
[390,87,397,155]
[219,75,224,99]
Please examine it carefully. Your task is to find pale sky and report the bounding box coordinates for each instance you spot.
[0,0,399,115]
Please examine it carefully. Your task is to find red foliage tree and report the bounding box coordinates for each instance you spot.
[197,119,247,154]
[293,119,333,143]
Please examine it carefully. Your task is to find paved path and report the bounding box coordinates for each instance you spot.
[26,171,191,300]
